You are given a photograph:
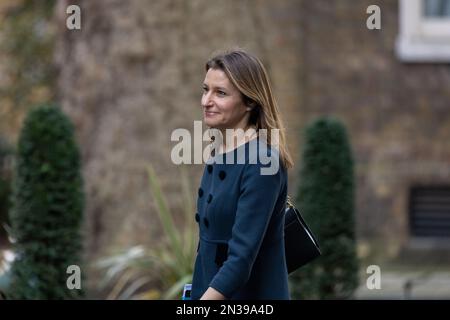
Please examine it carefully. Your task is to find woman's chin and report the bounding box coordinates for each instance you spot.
[204,119,218,128]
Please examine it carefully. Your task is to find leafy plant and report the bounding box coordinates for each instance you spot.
[8,105,85,299]
[96,164,197,300]
[290,116,359,299]
[0,0,57,110]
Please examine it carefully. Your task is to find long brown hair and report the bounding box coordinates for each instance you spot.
[206,48,294,169]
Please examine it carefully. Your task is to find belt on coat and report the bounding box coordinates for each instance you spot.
[198,236,229,267]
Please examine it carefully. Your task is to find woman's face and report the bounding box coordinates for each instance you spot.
[201,68,249,131]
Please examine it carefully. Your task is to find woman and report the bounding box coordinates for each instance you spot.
[191,48,294,300]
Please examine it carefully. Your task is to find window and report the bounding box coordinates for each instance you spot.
[424,0,450,17]
[409,186,450,237]
[396,0,450,62]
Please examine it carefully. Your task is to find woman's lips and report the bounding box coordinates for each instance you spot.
[204,111,218,117]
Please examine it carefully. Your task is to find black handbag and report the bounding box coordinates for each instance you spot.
[284,196,321,274]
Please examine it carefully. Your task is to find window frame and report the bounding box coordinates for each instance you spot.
[396,0,450,62]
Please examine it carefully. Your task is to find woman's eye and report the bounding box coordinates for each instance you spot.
[218,91,226,96]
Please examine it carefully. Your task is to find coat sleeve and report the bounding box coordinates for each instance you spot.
[209,160,283,298]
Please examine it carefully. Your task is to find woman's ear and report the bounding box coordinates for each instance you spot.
[243,95,256,111]
[246,101,256,111]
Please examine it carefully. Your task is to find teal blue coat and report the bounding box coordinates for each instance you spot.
[191,137,290,300]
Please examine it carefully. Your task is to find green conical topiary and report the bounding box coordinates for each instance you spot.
[290,116,359,299]
[8,105,85,299]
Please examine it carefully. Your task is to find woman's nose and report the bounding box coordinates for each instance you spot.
[201,92,213,108]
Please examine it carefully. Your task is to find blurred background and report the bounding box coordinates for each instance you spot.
[0,0,449,299]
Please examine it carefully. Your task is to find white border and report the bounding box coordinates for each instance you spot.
[396,0,450,62]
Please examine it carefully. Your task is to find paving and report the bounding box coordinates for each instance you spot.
[355,270,450,300]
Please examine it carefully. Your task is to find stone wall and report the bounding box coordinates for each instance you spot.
[299,0,450,261]
[53,0,304,265]
[51,0,450,268]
